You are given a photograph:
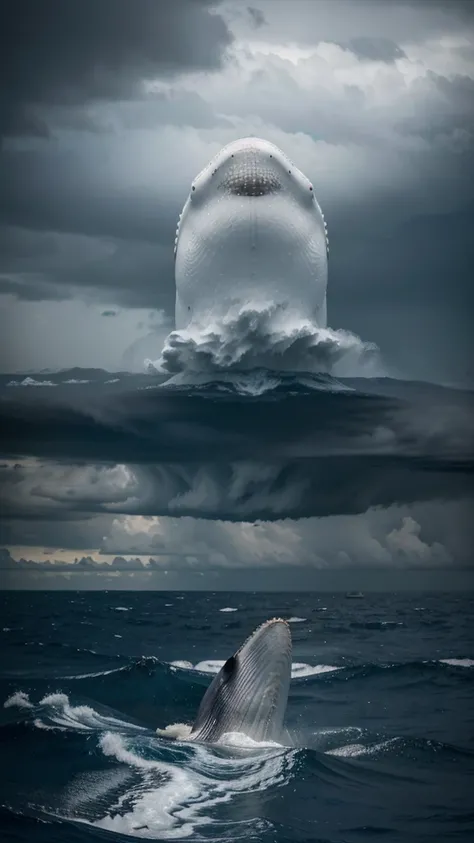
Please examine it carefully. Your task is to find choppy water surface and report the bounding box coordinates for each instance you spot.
[1,590,473,842]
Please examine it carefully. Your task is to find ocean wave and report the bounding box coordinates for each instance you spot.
[3,691,472,840]
[6,376,57,387]
[4,691,33,710]
[5,653,472,690]
[168,659,341,680]
[439,658,474,668]
[146,303,382,384]
[6,692,295,840]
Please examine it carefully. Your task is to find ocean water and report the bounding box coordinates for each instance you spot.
[1,590,473,843]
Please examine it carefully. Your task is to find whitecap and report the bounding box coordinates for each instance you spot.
[169,660,194,670]
[290,663,341,678]
[218,731,283,749]
[328,737,399,758]
[194,660,225,674]
[169,659,340,678]
[219,607,238,613]
[28,692,147,733]
[4,691,34,709]
[7,376,57,387]
[287,617,306,623]
[439,658,474,668]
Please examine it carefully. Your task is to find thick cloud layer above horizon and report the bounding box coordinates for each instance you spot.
[1,0,473,587]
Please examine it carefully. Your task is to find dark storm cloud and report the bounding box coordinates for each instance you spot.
[0,227,176,311]
[0,149,178,244]
[0,0,472,386]
[0,377,472,520]
[1,456,473,524]
[0,0,233,138]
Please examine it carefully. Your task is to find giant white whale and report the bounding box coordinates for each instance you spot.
[174,137,329,333]
[158,618,292,744]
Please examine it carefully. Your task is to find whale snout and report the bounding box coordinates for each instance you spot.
[218,154,282,197]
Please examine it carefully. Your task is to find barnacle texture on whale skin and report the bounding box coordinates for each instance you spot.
[174,137,329,333]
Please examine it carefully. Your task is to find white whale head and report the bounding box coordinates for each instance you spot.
[187,618,292,744]
[174,137,328,332]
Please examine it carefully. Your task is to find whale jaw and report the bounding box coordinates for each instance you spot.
[188,618,292,744]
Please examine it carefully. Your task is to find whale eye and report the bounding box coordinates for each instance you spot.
[192,186,195,191]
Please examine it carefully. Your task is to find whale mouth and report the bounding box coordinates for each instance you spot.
[219,164,282,197]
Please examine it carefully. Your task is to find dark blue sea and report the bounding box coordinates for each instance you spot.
[1,590,473,843]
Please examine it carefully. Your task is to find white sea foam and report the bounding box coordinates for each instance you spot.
[36,693,139,732]
[193,660,226,674]
[62,378,90,384]
[64,727,296,839]
[111,606,130,612]
[4,690,34,709]
[156,722,193,740]
[7,686,295,839]
[218,731,283,749]
[439,658,474,668]
[7,376,57,387]
[328,737,399,758]
[169,660,194,670]
[287,616,306,623]
[219,607,238,613]
[147,303,382,382]
[169,659,340,678]
[33,718,67,731]
[3,690,146,734]
[291,663,341,677]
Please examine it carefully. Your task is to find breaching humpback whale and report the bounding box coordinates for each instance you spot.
[160,618,292,744]
[174,137,329,331]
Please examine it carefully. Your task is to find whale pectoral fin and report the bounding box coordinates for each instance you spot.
[190,654,239,739]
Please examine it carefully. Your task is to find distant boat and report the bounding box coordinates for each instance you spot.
[345,591,364,599]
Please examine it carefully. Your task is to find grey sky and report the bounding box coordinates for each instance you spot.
[0,0,473,381]
[0,0,472,587]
